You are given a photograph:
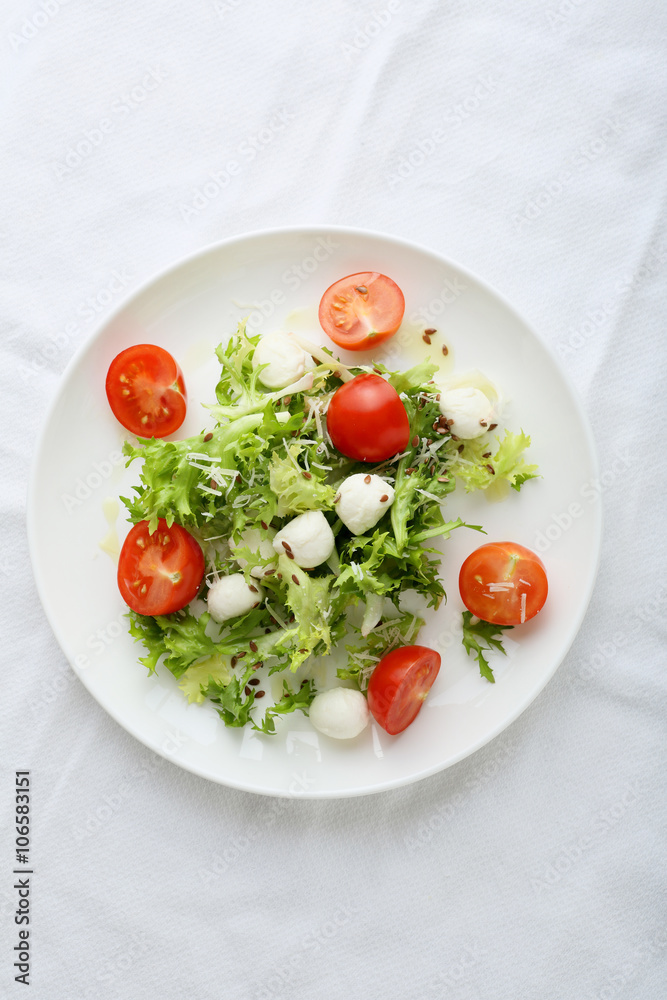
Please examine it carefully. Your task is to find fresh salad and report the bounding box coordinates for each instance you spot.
[106,271,545,740]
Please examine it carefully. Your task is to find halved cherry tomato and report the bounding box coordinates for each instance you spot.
[459,542,548,626]
[118,519,205,615]
[326,373,410,462]
[319,272,405,351]
[106,344,186,438]
[367,645,441,735]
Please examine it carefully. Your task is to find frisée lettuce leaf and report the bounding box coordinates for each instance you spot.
[269,445,336,517]
[446,430,539,493]
[119,323,539,733]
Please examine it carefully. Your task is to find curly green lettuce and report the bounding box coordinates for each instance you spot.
[461,611,514,683]
[446,430,539,493]
[269,445,336,517]
[120,324,538,732]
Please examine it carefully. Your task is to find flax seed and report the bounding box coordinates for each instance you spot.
[292,574,300,585]
[282,541,292,551]
[441,345,448,356]
[283,396,291,406]
[255,690,266,698]
[486,464,495,475]
[264,567,276,576]
[249,585,258,593]
[425,328,437,335]
[231,656,237,667]
[482,452,491,459]
[333,492,341,503]
[380,494,389,502]
[249,640,258,652]
[364,475,371,484]
[249,677,260,686]
[302,471,312,479]
[412,435,419,447]
[204,432,213,442]
[479,419,487,427]
[422,334,431,344]
[245,686,251,696]
[488,423,498,431]
[260,520,268,530]
[286,551,295,559]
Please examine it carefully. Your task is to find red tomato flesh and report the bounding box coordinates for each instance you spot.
[326,373,410,462]
[118,519,205,616]
[319,272,405,351]
[106,344,187,438]
[459,542,548,626]
[367,645,441,735]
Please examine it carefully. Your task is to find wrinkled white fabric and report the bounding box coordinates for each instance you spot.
[2,1,665,998]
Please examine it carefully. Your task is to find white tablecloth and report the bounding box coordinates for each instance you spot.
[2,1,666,997]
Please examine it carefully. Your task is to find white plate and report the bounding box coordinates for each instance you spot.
[28,226,601,798]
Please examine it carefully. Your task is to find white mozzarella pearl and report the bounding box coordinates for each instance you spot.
[207,574,262,623]
[336,473,395,535]
[309,688,370,739]
[272,511,335,569]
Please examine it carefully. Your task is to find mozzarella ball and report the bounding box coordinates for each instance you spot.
[207,574,262,623]
[272,511,335,569]
[438,387,496,440]
[252,332,308,389]
[309,688,370,739]
[229,528,277,578]
[336,474,395,535]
